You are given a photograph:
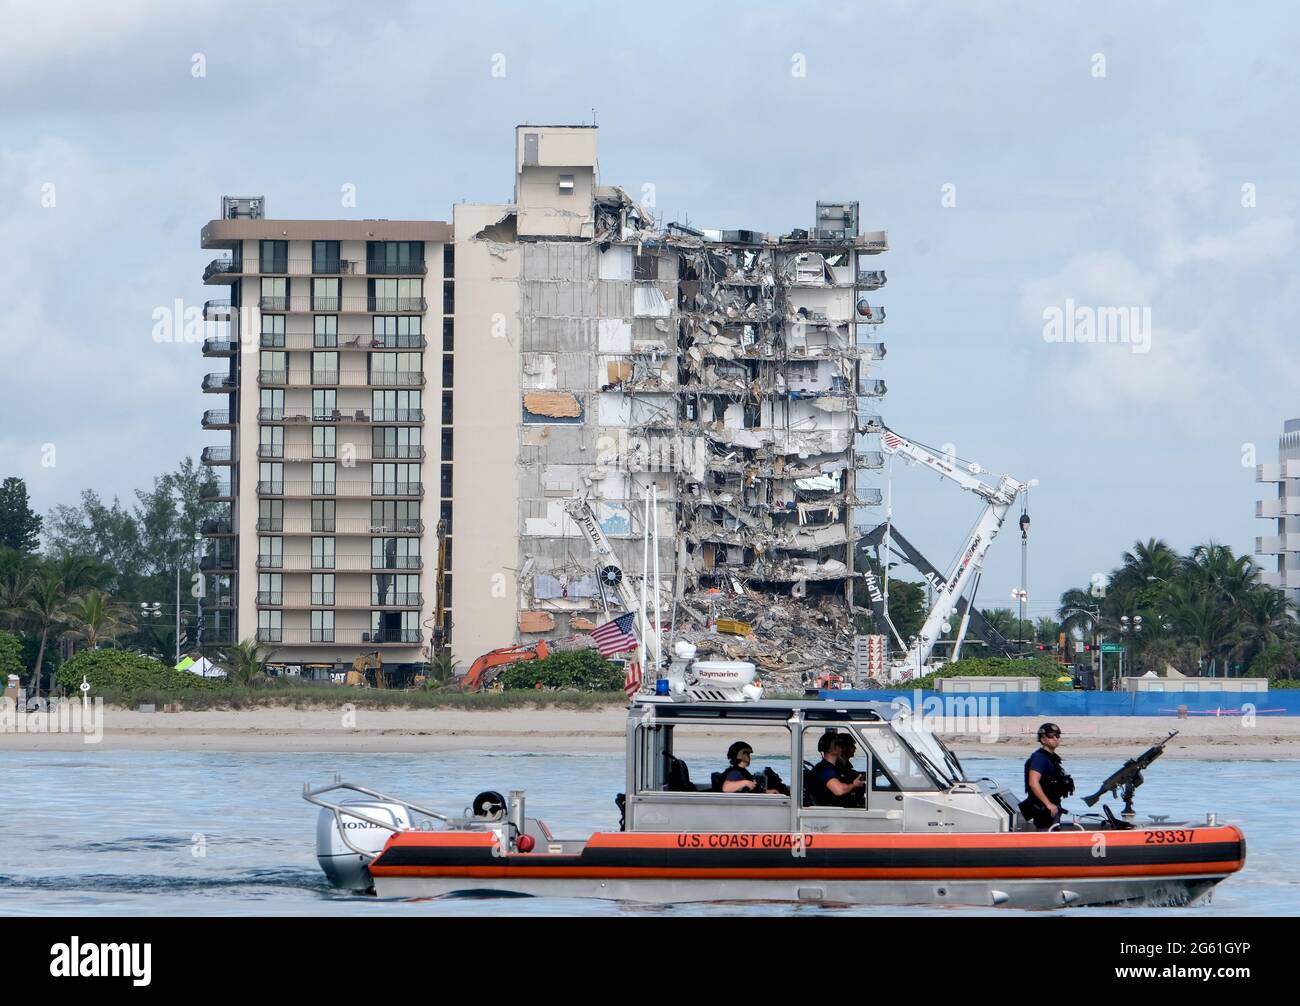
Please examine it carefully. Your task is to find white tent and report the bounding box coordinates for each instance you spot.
[183,656,227,679]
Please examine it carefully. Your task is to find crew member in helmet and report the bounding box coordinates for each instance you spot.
[1020,723,1075,829]
[808,732,866,806]
[835,732,867,808]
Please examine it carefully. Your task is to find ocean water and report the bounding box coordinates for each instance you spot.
[0,750,1292,916]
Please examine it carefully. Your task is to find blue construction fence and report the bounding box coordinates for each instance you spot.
[828,689,1300,716]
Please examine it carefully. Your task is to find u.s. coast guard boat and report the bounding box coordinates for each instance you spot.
[304,650,1245,909]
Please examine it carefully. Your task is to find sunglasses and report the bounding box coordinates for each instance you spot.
[1043,732,1061,739]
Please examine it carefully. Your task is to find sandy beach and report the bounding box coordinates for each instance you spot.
[2,704,1299,758]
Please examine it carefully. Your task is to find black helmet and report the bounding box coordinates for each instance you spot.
[727,741,753,764]
[1038,722,1062,740]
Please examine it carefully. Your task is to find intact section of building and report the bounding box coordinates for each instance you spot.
[199,125,888,674]
[1255,417,1300,610]
[199,206,451,678]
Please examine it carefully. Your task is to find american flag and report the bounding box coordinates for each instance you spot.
[591,611,639,657]
[624,660,642,698]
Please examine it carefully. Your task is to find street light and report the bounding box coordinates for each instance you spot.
[1120,614,1143,680]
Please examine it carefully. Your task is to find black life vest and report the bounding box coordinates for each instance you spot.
[1023,748,1075,805]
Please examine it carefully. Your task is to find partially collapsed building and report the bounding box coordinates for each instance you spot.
[199,124,888,679]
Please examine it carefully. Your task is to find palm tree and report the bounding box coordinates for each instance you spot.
[222,637,273,685]
[65,590,134,651]
[1057,587,1100,644]
[20,571,71,700]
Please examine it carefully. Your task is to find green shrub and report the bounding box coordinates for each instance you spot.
[497,648,624,692]
[0,630,23,681]
[55,648,225,695]
[906,655,1073,691]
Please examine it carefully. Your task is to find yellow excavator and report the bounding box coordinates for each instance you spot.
[345,651,384,688]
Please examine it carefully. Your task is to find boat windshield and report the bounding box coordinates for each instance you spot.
[889,716,964,788]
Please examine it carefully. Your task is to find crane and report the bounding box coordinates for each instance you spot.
[561,494,661,666]
[878,428,1030,681]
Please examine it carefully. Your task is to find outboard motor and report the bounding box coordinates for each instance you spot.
[315,800,412,892]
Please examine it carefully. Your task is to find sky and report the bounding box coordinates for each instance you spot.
[1,0,1297,620]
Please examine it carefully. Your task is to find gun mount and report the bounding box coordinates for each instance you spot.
[1082,731,1179,819]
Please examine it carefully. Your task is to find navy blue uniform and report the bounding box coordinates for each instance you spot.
[809,759,849,806]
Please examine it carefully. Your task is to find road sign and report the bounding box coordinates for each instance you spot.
[1100,643,1124,653]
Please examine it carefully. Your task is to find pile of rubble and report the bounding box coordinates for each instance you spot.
[674,587,860,691]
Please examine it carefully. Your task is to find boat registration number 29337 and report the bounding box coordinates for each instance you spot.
[1144,829,1196,844]
[675,834,813,849]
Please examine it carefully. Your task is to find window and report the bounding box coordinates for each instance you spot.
[260,276,287,310]
[312,425,336,458]
[311,573,335,606]
[441,392,452,425]
[441,355,453,389]
[259,388,284,420]
[311,351,339,384]
[442,317,454,351]
[258,498,282,532]
[440,428,452,462]
[257,608,282,642]
[312,462,336,495]
[372,573,419,606]
[373,426,421,459]
[311,609,335,642]
[370,609,419,643]
[257,572,282,605]
[440,463,452,499]
[372,315,422,349]
[558,173,575,193]
[372,463,420,495]
[259,240,287,274]
[371,537,420,569]
[258,536,283,568]
[371,500,420,532]
[367,241,424,275]
[442,244,454,279]
[634,253,659,281]
[312,277,340,311]
[312,389,337,421]
[372,389,420,422]
[261,313,285,348]
[259,426,284,458]
[311,499,335,532]
[858,727,935,791]
[369,351,422,385]
[314,314,338,348]
[259,350,287,383]
[313,240,341,274]
[369,277,423,311]
[442,281,454,314]
[311,536,336,570]
[258,462,283,494]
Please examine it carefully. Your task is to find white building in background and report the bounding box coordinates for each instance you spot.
[1255,416,1300,609]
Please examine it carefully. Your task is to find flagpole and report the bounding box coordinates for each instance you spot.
[639,484,649,679]
[652,482,662,674]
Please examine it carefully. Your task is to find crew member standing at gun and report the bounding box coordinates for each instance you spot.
[1020,723,1074,829]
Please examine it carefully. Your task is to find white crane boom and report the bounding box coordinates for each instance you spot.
[561,495,661,661]
[879,428,1028,679]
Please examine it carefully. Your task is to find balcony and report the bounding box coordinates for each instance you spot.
[203,299,232,321]
[256,445,285,459]
[199,481,233,500]
[259,258,289,275]
[855,270,887,291]
[199,554,236,571]
[259,296,289,311]
[270,296,427,314]
[311,298,341,312]
[371,482,425,497]
[257,369,288,386]
[299,369,425,388]
[271,555,421,572]
[203,257,243,283]
[1257,461,1300,482]
[269,592,423,609]
[857,379,887,397]
[202,337,237,356]
[201,446,233,465]
[856,451,885,469]
[368,297,426,313]
[202,372,236,393]
[1259,570,1290,590]
[371,446,426,460]
[855,488,884,506]
[1256,534,1300,555]
[366,260,427,275]
[201,517,234,535]
[255,629,422,646]
[858,342,886,361]
[371,408,424,423]
[204,594,235,609]
[255,592,284,606]
[854,301,886,324]
[256,481,285,495]
[256,555,284,569]
[202,409,233,429]
[271,518,423,535]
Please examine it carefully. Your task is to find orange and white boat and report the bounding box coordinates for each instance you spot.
[306,678,1245,908]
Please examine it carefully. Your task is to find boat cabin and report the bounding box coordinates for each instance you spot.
[622,697,1022,834]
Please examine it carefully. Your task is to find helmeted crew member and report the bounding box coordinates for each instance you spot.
[720,741,780,794]
[808,733,865,806]
[1020,722,1075,829]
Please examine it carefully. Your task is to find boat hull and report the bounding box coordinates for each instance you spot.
[367,825,1246,908]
